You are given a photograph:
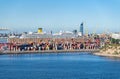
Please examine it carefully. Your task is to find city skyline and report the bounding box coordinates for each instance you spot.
[0,0,120,33]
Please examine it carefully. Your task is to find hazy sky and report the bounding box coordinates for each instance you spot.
[0,0,120,33]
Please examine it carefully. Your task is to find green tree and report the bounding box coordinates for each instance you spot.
[111,38,120,44]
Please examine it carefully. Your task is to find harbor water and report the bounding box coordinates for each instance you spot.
[0,52,120,79]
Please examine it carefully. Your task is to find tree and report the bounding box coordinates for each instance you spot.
[111,38,120,44]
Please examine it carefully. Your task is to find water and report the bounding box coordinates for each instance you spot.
[0,52,120,79]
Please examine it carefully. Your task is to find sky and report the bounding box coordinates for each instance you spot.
[0,0,120,33]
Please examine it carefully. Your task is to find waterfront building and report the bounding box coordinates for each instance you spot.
[111,33,120,39]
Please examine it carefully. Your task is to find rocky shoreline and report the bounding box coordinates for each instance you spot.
[93,53,120,58]
[94,45,120,58]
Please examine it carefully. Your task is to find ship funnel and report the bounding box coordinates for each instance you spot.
[38,28,42,33]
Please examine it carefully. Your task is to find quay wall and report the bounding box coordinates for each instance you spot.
[1,49,100,55]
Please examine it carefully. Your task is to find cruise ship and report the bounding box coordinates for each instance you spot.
[20,31,81,38]
[8,28,82,39]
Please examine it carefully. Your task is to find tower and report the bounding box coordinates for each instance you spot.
[80,22,84,36]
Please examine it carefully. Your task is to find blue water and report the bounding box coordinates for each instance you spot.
[0,52,120,79]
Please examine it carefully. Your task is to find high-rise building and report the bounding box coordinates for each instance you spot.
[80,22,84,36]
